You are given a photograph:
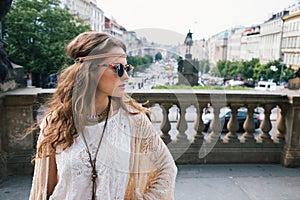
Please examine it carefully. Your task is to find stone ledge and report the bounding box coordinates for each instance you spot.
[6,150,34,176]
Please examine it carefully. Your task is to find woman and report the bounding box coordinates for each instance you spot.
[27,31,177,200]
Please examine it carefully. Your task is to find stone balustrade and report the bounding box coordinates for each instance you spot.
[0,88,300,178]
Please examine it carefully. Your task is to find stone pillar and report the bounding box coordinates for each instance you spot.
[240,104,256,143]
[3,94,37,175]
[176,103,189,142]
[208,104,222,142]
[274,104,287,143]
[223,104,240,143]
[160,103,172,144]
[258,104,274,143]
[282,95,300,167]
[192,103,205,145]
[0,94,7,178]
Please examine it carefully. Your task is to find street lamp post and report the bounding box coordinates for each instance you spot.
[279,63,284,84]
[279,54,285,85]
[270,65,279,83]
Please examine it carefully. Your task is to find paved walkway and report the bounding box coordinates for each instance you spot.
[0,164,300,200]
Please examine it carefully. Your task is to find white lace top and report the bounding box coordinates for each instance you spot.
[49,108,131,200]
[30,105,177,200]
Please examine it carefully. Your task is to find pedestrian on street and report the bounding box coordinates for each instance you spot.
[204,102,213,114]
[25,31,177,200]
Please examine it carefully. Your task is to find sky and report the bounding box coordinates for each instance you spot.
[97,0,298,45]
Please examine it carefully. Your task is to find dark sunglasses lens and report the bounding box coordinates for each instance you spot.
[125,65,132,72]
[116,64,124,77]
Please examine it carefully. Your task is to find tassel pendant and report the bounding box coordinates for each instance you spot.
[91,169,97,182]
[91,169,97,200]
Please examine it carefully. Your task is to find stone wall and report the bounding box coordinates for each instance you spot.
[0,94,7,178]
[3,94,36,175]
[0,90,39,179]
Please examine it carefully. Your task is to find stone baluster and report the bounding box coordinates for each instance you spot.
[192,103,205,145]
[240,105,256,143]
[160,103,172,144]
[223,104,240,143]
[208,104,222,142]
[176,103,189,142]
[258,104,274,143]
[274,105,286,143]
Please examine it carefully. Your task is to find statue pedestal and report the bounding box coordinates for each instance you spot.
[185,54,192,59]
[177,54,199,86]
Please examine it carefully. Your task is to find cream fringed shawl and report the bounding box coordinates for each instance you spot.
[124,110,177,199]
[29,109,177,200]
[29,132,49,200]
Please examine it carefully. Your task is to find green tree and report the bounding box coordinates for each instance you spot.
[155,52,162,61]
[216,60,230,77]
[240,58,260,79]
[213,58,294,83]
[127,55,152,72]
[217,59,260,80]
[281,67,295,82]
[210,66,221,77]
[252,59,295,83]
[198,59,210,74]
[227,61,240,78]
[3,0,90,87]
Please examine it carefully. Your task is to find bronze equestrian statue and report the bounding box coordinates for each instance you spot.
[184,30,193,54]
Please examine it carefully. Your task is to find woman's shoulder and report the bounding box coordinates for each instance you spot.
[122,103,155,138]
[123,102,145,116]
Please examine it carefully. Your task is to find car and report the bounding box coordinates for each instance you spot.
[202,108,261,133]
[226,79,244,87]
[45,73,58,88]
[255,81,277,91]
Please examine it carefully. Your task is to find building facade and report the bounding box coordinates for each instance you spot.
[190,39,208,61]
[208,31,228,67]
[282,10,300,70]
[206,3,300,69]
[61,0,104,32]
[227,27,244,61]
[104,16,125,38]
[240,26,261,61]
[259,11,289,64]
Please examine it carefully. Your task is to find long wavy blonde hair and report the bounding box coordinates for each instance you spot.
[25,31,148,159]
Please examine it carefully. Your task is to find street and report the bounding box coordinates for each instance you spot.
[127,61,178,90]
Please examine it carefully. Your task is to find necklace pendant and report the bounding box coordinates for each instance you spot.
[91,172,97,182]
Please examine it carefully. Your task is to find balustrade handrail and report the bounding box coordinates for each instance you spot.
[0,87,300,179]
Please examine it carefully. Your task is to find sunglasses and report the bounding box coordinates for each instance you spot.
[99,63,134,77]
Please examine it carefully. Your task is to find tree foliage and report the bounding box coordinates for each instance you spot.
[155,52,162,61]
[127,55,153,72]
[214,58,295,83]
[210,66,221,77]
[197,59,210,74]
[3,0,91,86]
[253,60,295,83]
[240,58,259,79]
